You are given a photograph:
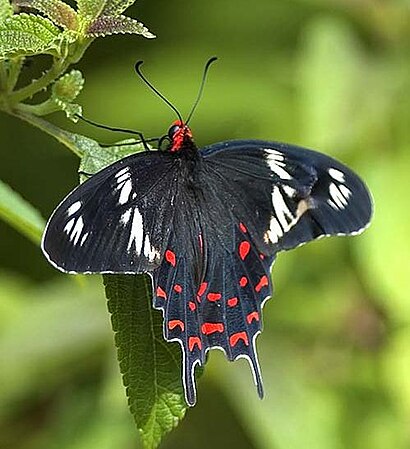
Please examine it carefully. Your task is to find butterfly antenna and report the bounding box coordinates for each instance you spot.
[135,61,184,123]
[185,57,218,125]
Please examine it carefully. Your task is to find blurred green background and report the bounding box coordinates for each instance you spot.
[1,0,410,448]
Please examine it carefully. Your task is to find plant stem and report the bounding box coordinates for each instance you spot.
[11,105,83,157]
[8,58,70,104]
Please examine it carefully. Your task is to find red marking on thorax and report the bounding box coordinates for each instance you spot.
[239,276,248,287]
[173,284,182,293]
[168,320,184,331]
[198,234,203,253]
[170,120,193,152]
[201,322,224,335]
[156,286,167,299]
[247,311,260,324]
[229,331,249,347]
[207,292,221,302]
[239,222,247,233]
[255,275,269,292]
[227,297,238,307]
[165,249,176,266]
[189,336,202,351]
[188,301,196,311]
[239,241,251,260]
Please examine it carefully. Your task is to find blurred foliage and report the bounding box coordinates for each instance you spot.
[0,0,409,448]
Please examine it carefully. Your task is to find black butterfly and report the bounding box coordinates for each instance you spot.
[42,62,373,406]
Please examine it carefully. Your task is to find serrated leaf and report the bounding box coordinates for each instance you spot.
[14,0,79,31]
[77,135,146,178]
[52,69,84,101]
[0,13,61,58]
[86,15,155,39]
[76,0,106,21]
[51,69,84,119]
[104,274,186,449]
[0,0,13,21]
[0,178,46,244]
[102,0,137,16]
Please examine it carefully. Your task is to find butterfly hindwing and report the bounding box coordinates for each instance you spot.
[42,151,178,273]
[152,215,274,406]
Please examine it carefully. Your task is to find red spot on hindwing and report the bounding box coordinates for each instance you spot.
[189,336,202,351]
[173,284,182,293]
[168,320,184,331]
[227,297,238,307]
[229,331,249,347]
[239,241,251,260]
[239,276,248,287]
[188,301,196,311]
[156,286,167,299]
[259,253,265,260]
[239,222,247,233]
[201,322,224,335]
[255,275,269,292]
[246,311,260,324]
[207,292,221,302]
[165,249,176,266]
[197,282,207,301]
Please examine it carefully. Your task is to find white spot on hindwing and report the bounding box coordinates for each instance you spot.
[264,149,292,180]
[67,201,81,216]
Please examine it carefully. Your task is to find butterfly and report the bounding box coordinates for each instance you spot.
[41,60,373,406]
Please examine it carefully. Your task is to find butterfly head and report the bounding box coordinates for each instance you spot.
[168,120,194,152]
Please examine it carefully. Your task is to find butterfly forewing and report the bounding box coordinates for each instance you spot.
[202,140,373,254]
[42,151,179,273]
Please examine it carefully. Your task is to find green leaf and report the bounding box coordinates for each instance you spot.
[76,0,106,21]
[102,0,137,16]
[86,14,155,38]
[0,13,61,58]
[77,135,146,178]
[104,275,186,449]
[0,178,45,244]
[14,0,79,31]
[0,0,13,21]
[52,69,84,119]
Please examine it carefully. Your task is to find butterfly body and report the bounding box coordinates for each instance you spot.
[42,123,372,406]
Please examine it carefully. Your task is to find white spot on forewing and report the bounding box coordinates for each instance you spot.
[265,149,292,180]
[329,183,348,209]
[272,186,294,230]
[121,208,132,225]
[115,167,129,179]
[327,199,338,210]
[64,217,75,234]
[80,232,89,246]
[67,201,81,216]
[283,185,296,197]
[118,179,132,205]
[143,234,160,262]
[328,168,345,183]
[127,207,143,253]
[70,216,84,245]
[267,216,283,243]
[339,184,351,199]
